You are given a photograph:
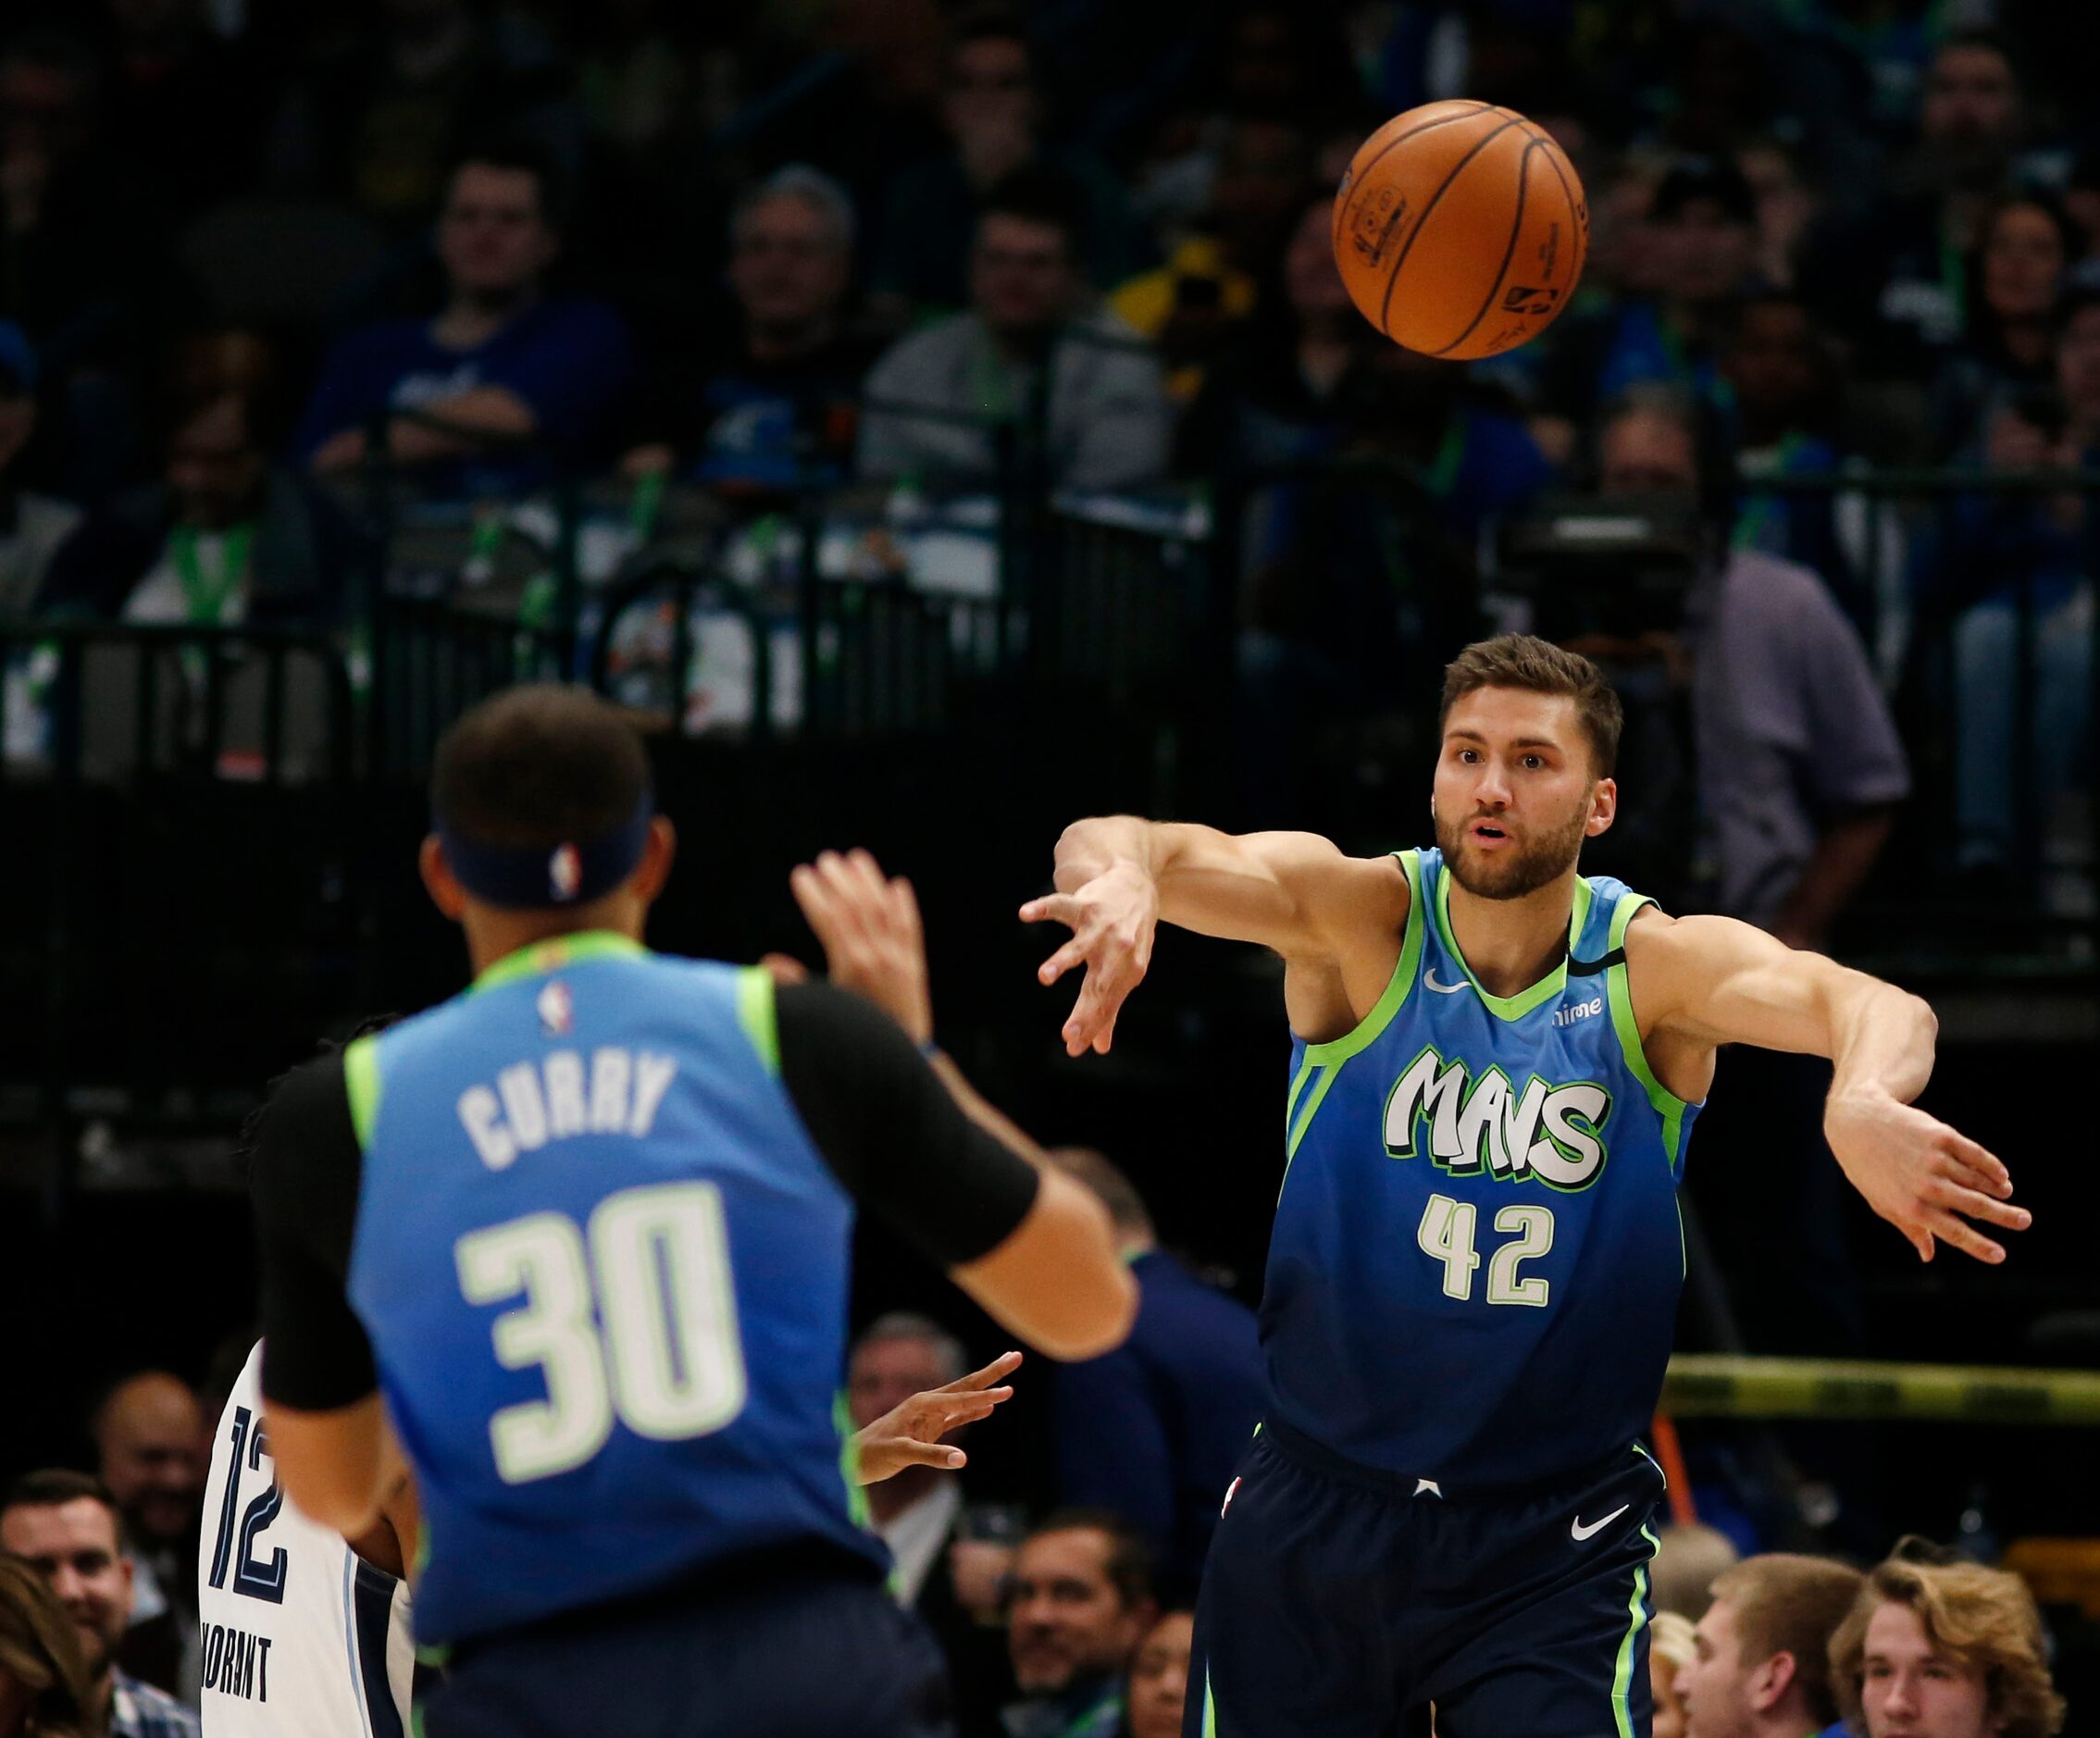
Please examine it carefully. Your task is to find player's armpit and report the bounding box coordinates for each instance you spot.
[265,1391,397,1540]
[951,1168,1137,1363]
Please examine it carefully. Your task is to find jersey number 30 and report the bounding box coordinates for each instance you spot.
[455,1182,749,1484]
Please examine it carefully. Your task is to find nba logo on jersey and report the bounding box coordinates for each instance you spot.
[537,980,574,1037]
[548,843,582,901]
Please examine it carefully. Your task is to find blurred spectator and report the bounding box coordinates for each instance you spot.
[1597,393,1907,944]
[625,166,878,490]
[849,1313,971,1608]
[870,8,1149,322]
[1930,191,2071,455]
[1805,27,2051,379]
[856,168,1170,494]
[0,1471,200,1737]
[1724,291,1906,662]
[1579,156,1762,423]
[0,1552,97,1738]
[0,323,79,613]
[1735,141,1817,292]
[1651,1608,1696,1738]
[1828,1552,2066,1738]
[1651,1522,1744,1622]
[1046,1148,1262,1605]
[0,31,158,378]
[1673,1553,1864,1738]
[2067,149,2100,290]
[294,143,635,490]
[1002,1510,1157,1738]
[87,1375,203,1707]
[574,0,699,162]
[1110,115,1309,403]
[101,0,269,222]
[1124,1609,1192,1738]
[1933,297,2095,897]
[42,342,356,627]
[265,0,572,233]
[1174,192,1371,475]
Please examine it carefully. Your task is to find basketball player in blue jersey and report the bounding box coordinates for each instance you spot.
[1023,635,2030,1738]
[243,684,1137,1737]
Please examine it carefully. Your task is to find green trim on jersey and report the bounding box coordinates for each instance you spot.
[1610,1524,1661,1738]
[737,966,781,1076]
[342,1036,381,1150]
[1431,866,1594,1021]
[1203,1670,1219,1737]
[834,1391,869,1532]
[1602,894,1692,1167]
[469,929,646,995]
[1282,850,1426,1183]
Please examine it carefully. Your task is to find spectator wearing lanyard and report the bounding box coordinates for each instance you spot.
[40,341,359,628]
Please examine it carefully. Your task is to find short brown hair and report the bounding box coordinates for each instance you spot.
[1047,1148,1152,1239]
[1439,635,1624,776]
[1830,1557,2065,1738]
[431,684,650,850]
[1711,1554,1865,1725]
[1,1471,124,1553]
[1025,1508,1154,1610]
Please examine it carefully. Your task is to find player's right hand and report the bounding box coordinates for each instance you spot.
[1019,861,1159,1058]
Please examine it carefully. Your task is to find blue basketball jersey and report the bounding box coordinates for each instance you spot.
[342,934,883,1647]
[1262,848,1699,1492]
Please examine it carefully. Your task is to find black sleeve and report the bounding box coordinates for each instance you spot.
[773,981,1041,1267]
[247,1053,379,1410]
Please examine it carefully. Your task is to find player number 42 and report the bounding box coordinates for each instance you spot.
[1416,1195,1554,1307]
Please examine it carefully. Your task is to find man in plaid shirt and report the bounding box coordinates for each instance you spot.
[2,1470,201,1738]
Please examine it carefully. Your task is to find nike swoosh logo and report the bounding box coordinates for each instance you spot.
[1423,971,1470,994]
[1571,1505,1629,1542]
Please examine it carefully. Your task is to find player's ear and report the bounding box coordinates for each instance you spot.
[1585,777,1617,838]
[418,835,467,922]
[630,815,677,905]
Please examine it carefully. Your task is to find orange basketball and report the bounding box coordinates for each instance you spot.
[1332,100,1587,362]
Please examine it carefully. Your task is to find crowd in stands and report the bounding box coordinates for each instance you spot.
[0,0,2089,900]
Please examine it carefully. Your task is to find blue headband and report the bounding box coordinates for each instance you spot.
[437,792,654,911]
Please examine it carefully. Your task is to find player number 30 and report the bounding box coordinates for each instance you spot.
[1416,1195,1554,1307]
[454,1182,749,1484]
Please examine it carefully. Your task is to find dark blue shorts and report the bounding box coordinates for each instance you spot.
[420,1563,952,1738]
[1187,1421,1667,1738]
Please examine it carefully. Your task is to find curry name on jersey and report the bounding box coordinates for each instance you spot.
[1261,847,1700,1493]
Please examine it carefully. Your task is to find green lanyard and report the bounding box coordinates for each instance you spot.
[1052,1691,1125,1738]
[1731,431,1805,552]
[170,523,255,625]
[1423,416,1469,500]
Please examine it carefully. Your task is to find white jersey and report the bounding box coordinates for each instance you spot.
[196,1343,416,1737]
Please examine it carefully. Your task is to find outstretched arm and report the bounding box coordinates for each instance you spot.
[1631,912,2029,1264]
[1024,817,1405,1055]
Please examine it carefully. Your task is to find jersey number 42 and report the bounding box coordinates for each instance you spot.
[454,1181,750,1484]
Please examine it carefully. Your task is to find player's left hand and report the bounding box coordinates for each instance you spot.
[1824,1087,2030,1264]
[852,1351,1023,1484]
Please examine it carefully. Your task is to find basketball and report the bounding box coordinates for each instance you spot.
[1332,100,1587,361]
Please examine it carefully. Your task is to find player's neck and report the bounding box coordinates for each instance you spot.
[1443,867,1579,998]
[462,903,643,977]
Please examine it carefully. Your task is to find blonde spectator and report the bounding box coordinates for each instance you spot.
[1829,1554,2065,1738]
[1651,1608,1696,1738]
